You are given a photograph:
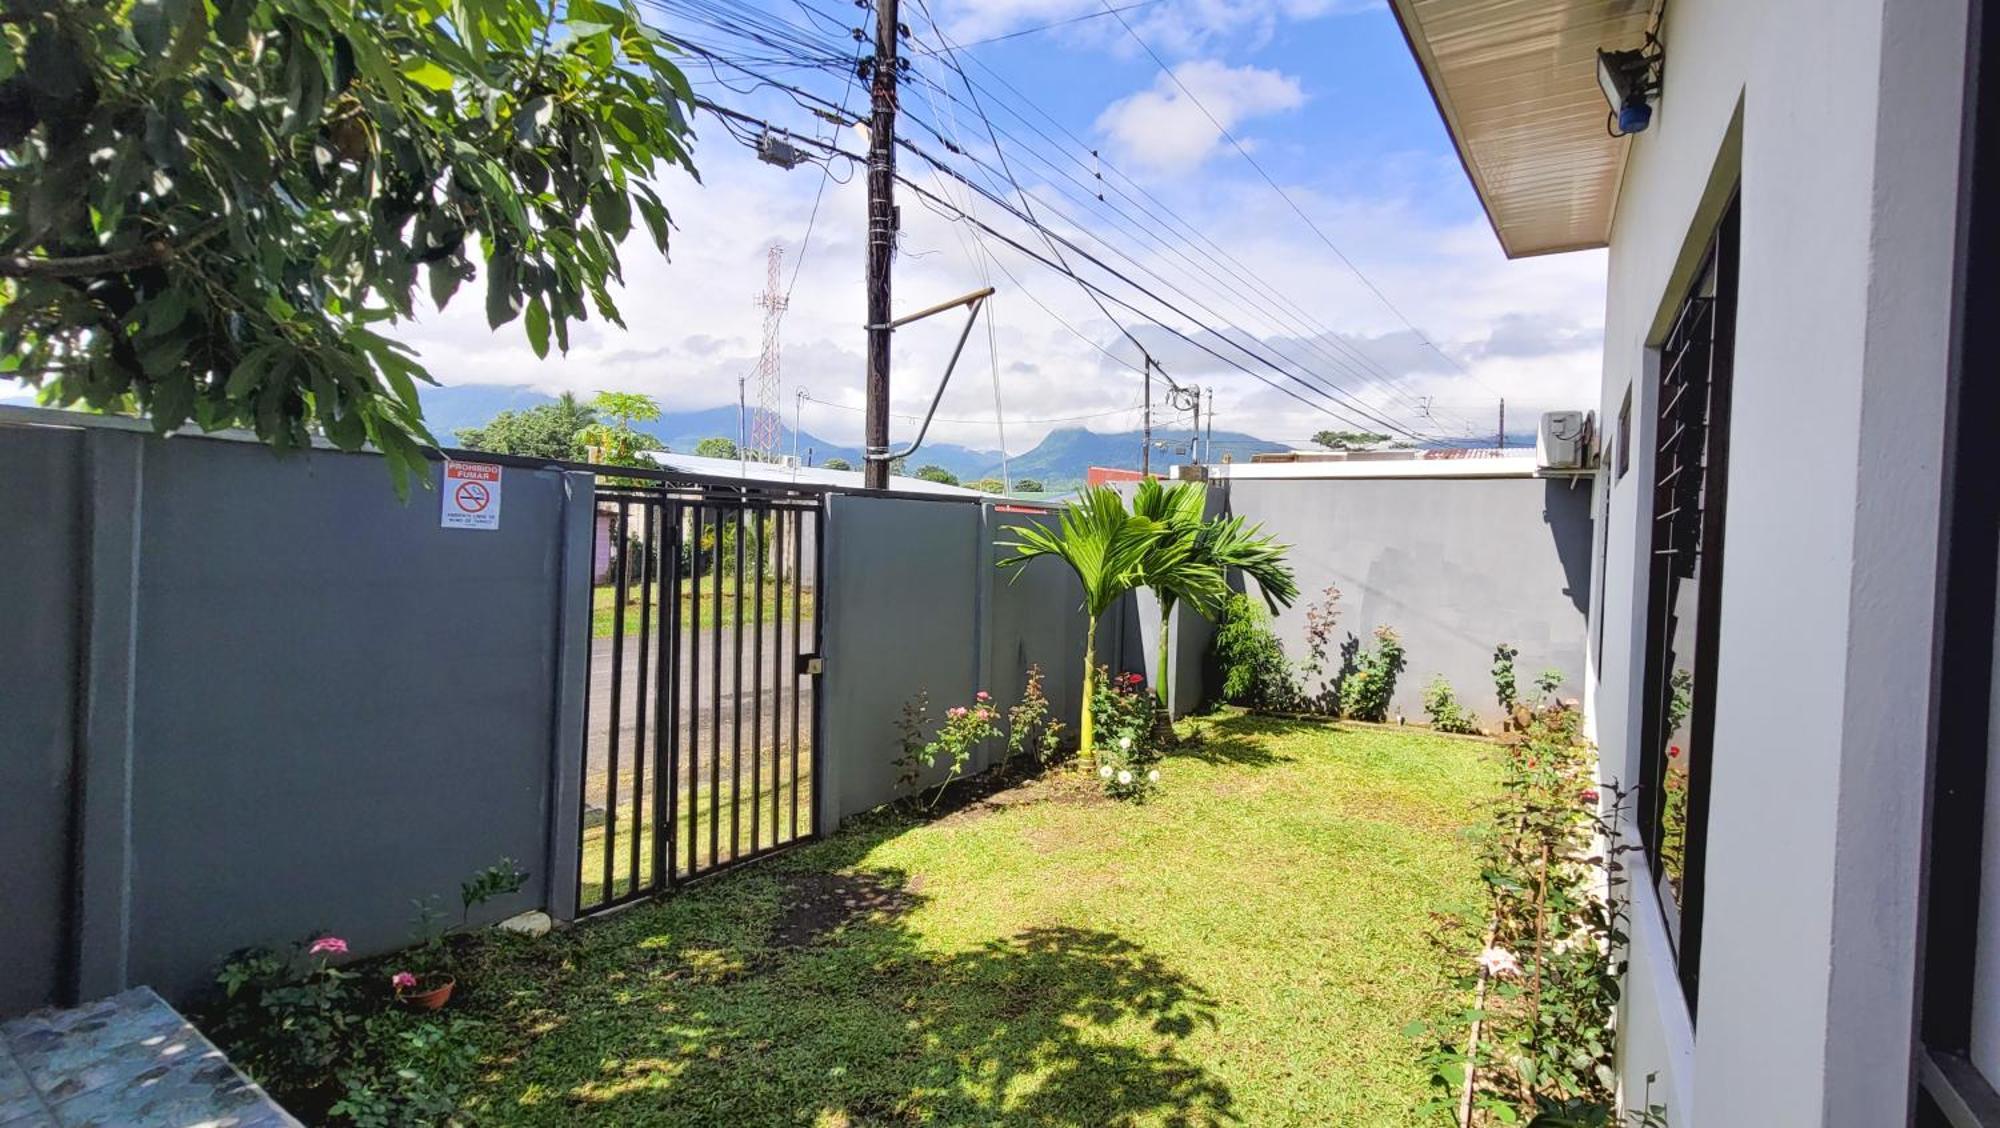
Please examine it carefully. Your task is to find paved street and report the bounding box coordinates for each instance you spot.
[584,629,815,810]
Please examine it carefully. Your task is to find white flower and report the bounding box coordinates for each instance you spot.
[1118,736,1132,751]
[1147,769,1160,782]
[1099,765,1113,779]
[1476,946,1522,978]
[1117,769,1133,785]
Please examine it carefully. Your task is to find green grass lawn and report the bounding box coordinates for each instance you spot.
[457,712,1497,1126]
[593,580,817,639]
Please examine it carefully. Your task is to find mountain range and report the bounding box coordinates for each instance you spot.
[419,384,1291,488]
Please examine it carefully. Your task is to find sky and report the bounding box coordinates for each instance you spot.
[108,0,1613,455]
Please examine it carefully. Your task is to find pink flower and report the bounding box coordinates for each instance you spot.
[1581,788,1600,804]
[391,971,417,991]
[975,691,991,702]
[307,936,348,957]
[947,706,967,719]
[1668,744,1682,759]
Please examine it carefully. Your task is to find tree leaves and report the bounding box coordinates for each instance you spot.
[1,0,698,491]
[524,295,549,359]
[397,57,454,92]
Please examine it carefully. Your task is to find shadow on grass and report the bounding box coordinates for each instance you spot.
[462,850,1237,1126]
[1176,709,1341,771]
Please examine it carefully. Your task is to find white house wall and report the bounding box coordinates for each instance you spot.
[1592,0,1964,1122]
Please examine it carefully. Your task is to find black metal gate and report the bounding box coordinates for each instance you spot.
[577,481,823,915]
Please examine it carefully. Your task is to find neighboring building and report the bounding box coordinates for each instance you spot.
[638,450,990,499]
[1394,1,1994,1124]
[1085,465,1147,488]
[588,451,989,585]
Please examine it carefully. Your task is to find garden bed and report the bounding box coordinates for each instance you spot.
[449,711,1499,1125]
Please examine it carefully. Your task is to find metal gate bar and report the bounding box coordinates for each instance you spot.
[577,483,822,916]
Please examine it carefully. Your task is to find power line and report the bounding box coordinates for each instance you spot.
[892,91,1471,443]
[656,1,1488,436]
[657,18,1476,444]
[906,0,1168,54]
[800,393,1146,426]
[1095,0,1504,401]
[893,57,1484,435]
[667,14,1479,439]
[691,87,1455,440]
[893,131,1461,443]
[902,2,1470,450]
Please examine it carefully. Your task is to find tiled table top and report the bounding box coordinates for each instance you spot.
[0,988,299,1127]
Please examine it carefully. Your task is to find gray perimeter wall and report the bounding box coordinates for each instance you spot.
[1214,475,1594,725]
[818,497,1096,822]
[0,412,593,1009]
[0,427,85,1014]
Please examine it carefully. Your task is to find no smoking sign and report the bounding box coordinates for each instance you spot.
[441,462,503,530]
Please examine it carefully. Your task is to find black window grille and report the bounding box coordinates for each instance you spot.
[1637,196,1738,1015]
[1917,1,2000,1122]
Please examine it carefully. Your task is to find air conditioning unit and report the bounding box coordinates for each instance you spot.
[1537,411,1592,471]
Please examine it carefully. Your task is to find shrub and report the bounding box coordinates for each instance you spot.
[1535,668,1567,706]
[329,1012,482,1128]
[1338,626,1406,722]
[1409,707,1631,1123]
[893,690,1001,809]
[1090,668,1164,799]
[210,936,362,1099]
[1296,585,1343,712]
[205,859,525,1121]
[1212,594,1297,710]
[1422,675,1481,735]
[1493,643,1520,714]
[1091,669,1159,755]
[1005,664,1067,768]
[893,691,932,793]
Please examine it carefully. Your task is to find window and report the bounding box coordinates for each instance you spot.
[1637,195,1738,1013]
[1616,388,1633,480]
[1917,1,2000,1120]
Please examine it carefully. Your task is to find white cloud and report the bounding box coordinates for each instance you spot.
[1094,61,1304,172]
[934,0,1375,57]
[376,97,1607,457]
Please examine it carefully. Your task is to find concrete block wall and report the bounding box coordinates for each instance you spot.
[0,410,593,1009]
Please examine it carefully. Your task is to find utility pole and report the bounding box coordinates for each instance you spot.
[1204,387,1214,464]
[793,387,806,475]
[1188,386,1201,465]
[1141,356,1153,477]
[862,0,900,490]
[1498,398,1506,451]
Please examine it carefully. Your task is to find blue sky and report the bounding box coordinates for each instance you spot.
[390,0,1609,452]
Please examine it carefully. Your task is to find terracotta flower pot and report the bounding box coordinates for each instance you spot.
[398,975,455,1011]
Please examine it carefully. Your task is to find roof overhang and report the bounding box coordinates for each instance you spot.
[1389,0,1657,258]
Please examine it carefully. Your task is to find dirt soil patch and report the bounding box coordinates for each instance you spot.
[769,872,920,948]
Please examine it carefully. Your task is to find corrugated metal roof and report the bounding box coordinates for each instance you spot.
[1390,0,1655,258]
[640,450,991,497]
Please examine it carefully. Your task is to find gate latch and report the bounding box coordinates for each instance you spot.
[798,654,824,676]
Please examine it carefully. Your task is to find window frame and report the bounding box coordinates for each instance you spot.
[1635,195,1739,1016]
[1917,0,2000,1121]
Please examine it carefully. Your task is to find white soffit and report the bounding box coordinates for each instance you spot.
[1390,0,1655,258]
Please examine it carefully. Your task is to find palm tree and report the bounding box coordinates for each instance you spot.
[577,390,663,467]
[1132,480,1299,710]
[1130,479,1228,708]
[996,487,1166,758]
